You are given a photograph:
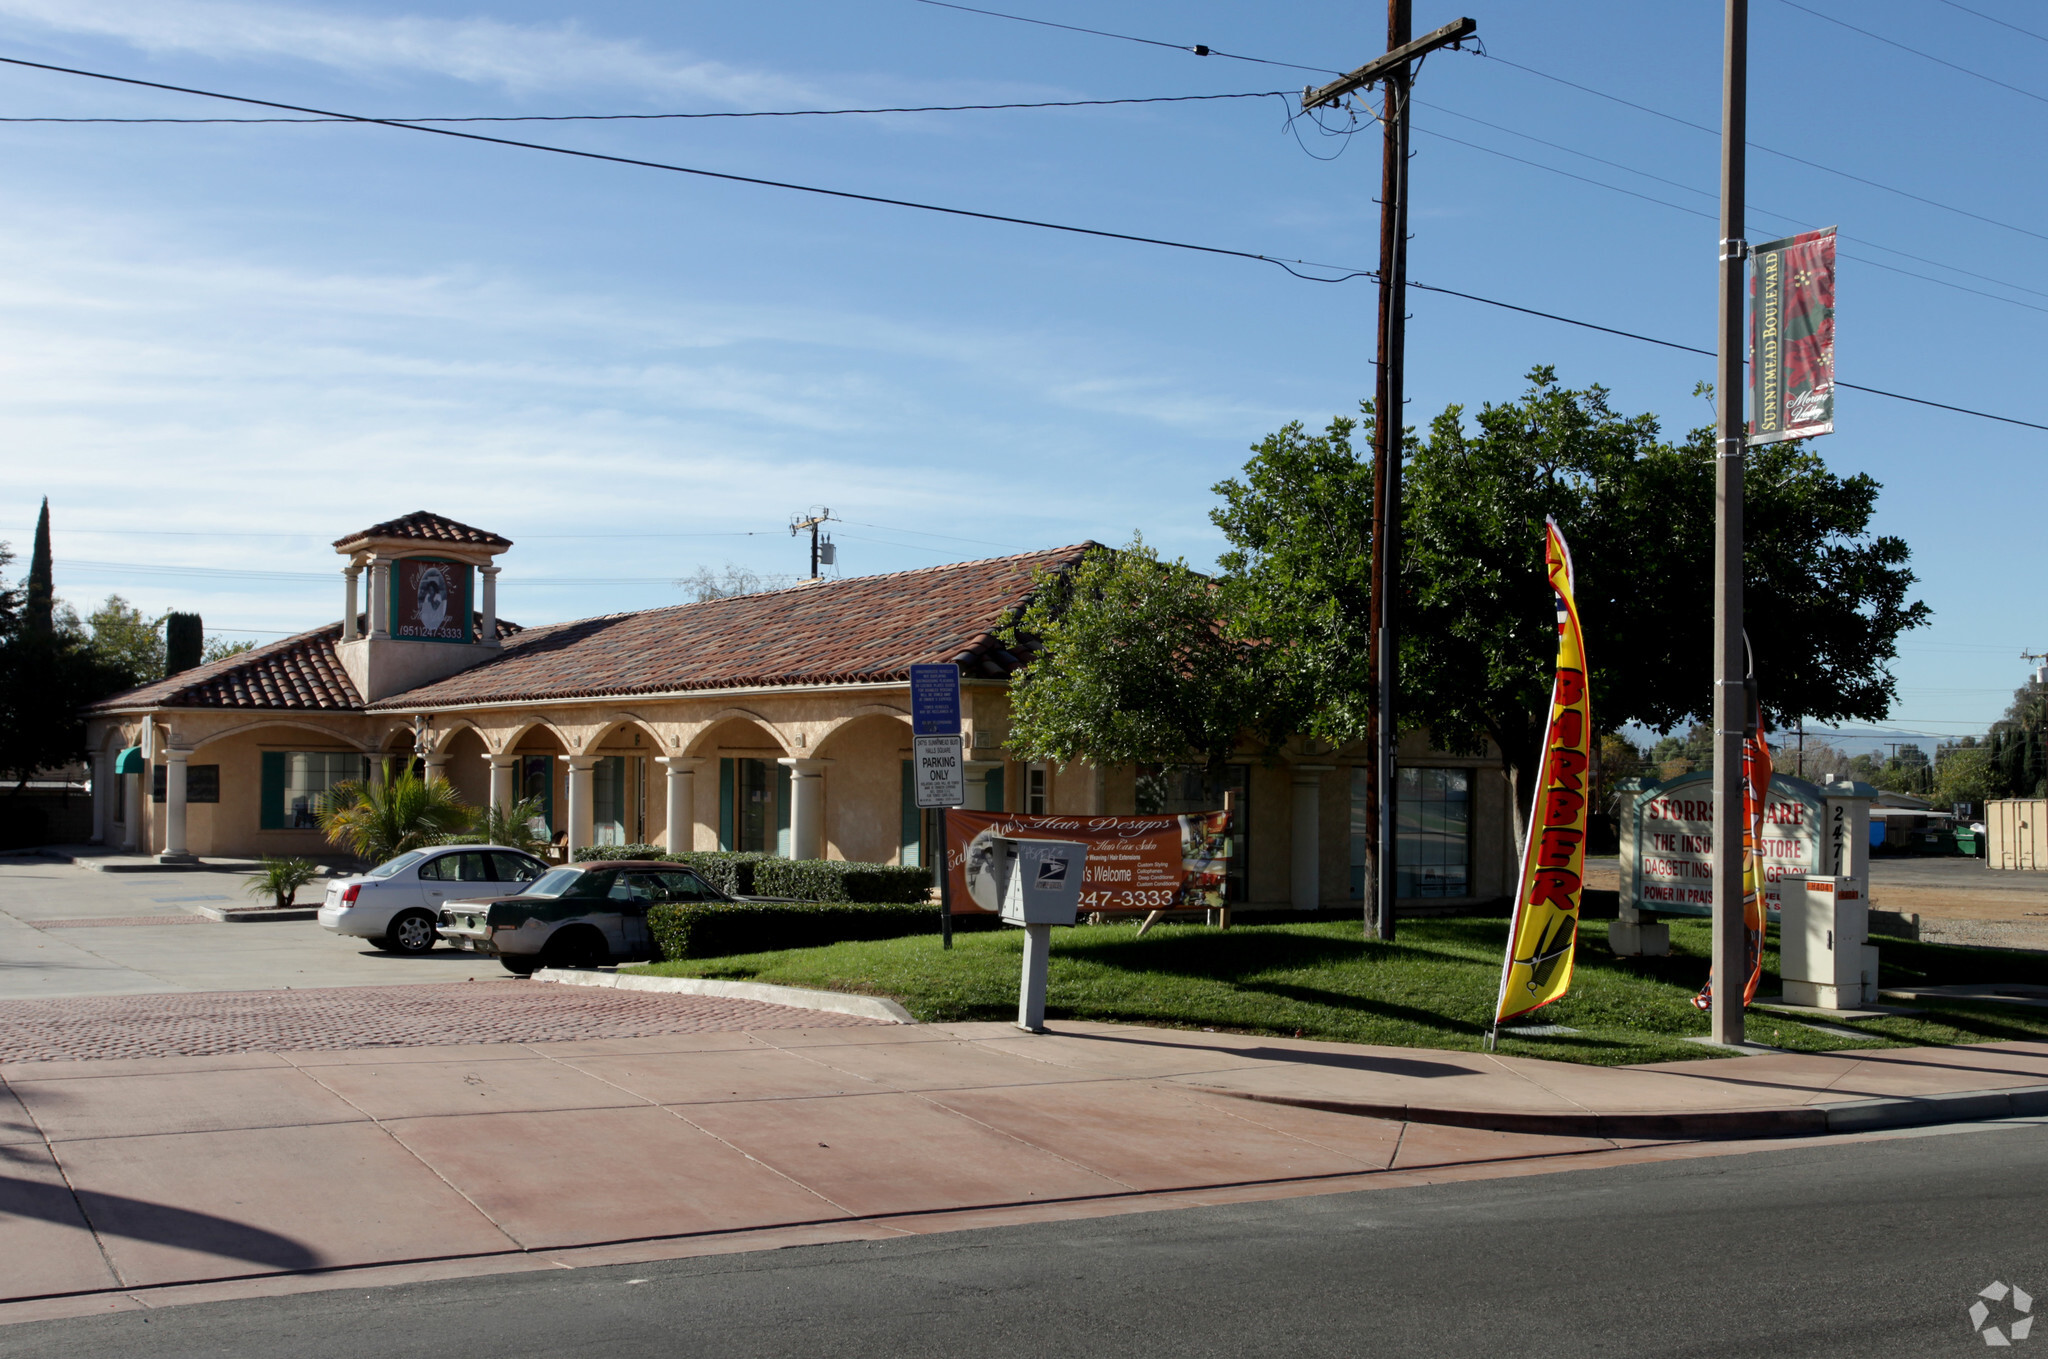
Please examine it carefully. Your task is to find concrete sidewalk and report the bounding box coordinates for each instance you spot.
[5,1021,2048,1324]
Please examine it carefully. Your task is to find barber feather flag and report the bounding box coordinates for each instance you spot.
[1692,710,1773,1012]
[1493,519,1589,1027]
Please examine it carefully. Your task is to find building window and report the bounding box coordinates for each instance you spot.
[151,765,220,803]
[1136,763,1249,903]
[720,757,790,855]
[1026,764,1048,814]
[593,755,627,846]
[260,752,367,830]
[1351,766,1471,900]
[519,755,554,836]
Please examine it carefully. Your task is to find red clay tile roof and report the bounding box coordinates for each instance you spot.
[83,615,520,713]
[333,511,511,550]
[372,545,1094,710]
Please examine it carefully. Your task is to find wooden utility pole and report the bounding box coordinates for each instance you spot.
[1302,12,1475,943]
[1710,0,1749,1046]
[790,508,833,579]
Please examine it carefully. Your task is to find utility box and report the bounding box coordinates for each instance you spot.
[987,837,1087,1032]
[1778,874,1878,1009]
[994,837,1087,928]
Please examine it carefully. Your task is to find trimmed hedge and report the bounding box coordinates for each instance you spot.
[648,900,939,961]
[750,858,932,904]
[666,851,771,897]
[575,844,666,861]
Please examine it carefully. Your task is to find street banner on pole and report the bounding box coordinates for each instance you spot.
[1749,226,1836,445]
[1693,708,1773,1012]
[942,811,1231,915]
[1493,519,1590,1029]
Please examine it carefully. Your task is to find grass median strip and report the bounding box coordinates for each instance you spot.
[623,914,2048,1067]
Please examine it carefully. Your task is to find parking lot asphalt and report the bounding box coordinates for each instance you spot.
[0,860,502,1000]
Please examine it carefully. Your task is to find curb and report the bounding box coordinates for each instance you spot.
[1187,1082,2048,1141]
[533,969,915,1026]
[185,905,320,923]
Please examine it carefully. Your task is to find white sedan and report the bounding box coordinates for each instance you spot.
[318,845,547,955]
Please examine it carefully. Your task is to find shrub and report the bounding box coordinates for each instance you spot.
[663,851,771,895]
[750,858,933,904]
[245,856,320,909]
[575,844,668,862]
[648,900,940,960]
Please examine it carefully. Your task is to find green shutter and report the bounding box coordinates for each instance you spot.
[718,758,734,851]
[900,760,920,867]
[774,761,792,858]
[259,752,285,830]
[985,767,1005,813]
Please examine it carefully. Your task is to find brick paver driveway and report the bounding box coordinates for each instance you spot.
[0,980,883,1063]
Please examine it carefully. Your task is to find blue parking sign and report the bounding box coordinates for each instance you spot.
[910,663,962,736]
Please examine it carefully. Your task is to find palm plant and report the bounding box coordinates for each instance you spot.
[469,795,552,856]
[245,856,320,909]
[316,769,473,864]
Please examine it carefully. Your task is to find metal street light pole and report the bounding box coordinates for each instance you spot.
[1711,0,1749,1047]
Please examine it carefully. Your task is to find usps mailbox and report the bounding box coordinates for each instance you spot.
[989,837,1087,1032]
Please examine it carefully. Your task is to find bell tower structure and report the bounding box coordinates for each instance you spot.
[334,511,511,704]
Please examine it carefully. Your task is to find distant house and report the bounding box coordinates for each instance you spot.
[82,511,1516,911]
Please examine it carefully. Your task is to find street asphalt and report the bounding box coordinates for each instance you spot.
[3,1117,2042,1358]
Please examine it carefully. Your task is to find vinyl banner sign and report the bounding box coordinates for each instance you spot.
[391,558,472,643]
[1749,226,1836,445]
[1494,519,1588,1026]
[944,810,1230,915]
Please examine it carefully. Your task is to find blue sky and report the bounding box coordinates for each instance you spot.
[0,0,2036,753]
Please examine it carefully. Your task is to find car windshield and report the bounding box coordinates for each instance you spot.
[366,850,428,880]
[523,868,584,898]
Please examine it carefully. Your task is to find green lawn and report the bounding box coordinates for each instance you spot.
[625,915,2048,1068]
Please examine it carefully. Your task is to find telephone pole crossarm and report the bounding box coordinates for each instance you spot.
[1300,16,1476,109]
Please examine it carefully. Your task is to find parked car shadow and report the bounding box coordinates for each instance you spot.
[0,1158,318,1275]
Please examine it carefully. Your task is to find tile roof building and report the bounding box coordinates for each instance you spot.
[84,513,1514,914]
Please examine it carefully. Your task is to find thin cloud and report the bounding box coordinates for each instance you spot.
[0,0,810,102]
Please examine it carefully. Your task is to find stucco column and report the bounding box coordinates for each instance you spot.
[121,770,140,852]
[342,565,361,642]
[424,751,449,786]
[657,757,702,852]
[369,559,391,638]
[480,565,500,647]
[159,748,197,864]
[563,755,597,857]
[488,754,518,816]
[89,748,109,845]
[369,755,388,795]
[963,757,1003,813]
[1291,765,1336,910]
[777,758,830,860]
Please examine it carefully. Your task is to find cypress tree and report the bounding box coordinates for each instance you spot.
[24,498,51,637]
[164,612,203,677]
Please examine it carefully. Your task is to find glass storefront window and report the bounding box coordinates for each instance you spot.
[1136,763,1248,903]
[284,753,365,830]
[1352,766,1474,900]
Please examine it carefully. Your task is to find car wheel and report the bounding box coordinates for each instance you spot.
[386,910,439,956]
[541,926,610,970]
[499,955,539,977]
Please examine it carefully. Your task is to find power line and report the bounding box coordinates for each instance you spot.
[0,53,1372,286]
[1416,99,2048,305]
[1778,0,2048,107]
[0,91,1289,125]
[1935,0,2048,45]
[906,0,1337,75]
[1472,50,2048,249]
[3,53,2042,434]
[1412,124,2048,317]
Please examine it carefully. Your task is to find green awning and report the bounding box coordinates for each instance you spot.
[113,746,145,775]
